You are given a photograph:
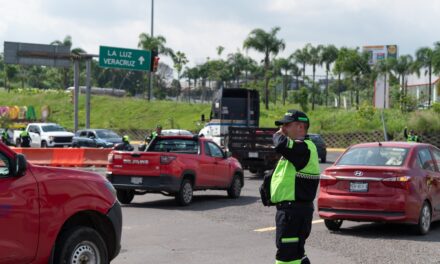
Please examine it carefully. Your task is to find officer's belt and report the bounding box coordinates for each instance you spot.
[276,200,313,209]
[296,172,320,179]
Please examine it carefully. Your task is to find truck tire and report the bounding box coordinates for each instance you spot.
[321,155,326,163]
[15,139,21,147]
[116,189,135,204]
[175,179,193,206]
[227,175,242,199]
[249,168,258,174]
[41,141,48,148]
[52,226,108,264]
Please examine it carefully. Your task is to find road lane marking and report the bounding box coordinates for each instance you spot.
[254,219,324,232]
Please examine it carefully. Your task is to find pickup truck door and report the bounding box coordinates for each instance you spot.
[28,125,41,148]
[0,152,39,263]
[205,142,231,187]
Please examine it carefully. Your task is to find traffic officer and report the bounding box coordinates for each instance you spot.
[114,135,134,151]
[404,127,421,142]
[1,128,9,145]
[148,124,163,142]
[19,130,32,148]
[271,109,320,264]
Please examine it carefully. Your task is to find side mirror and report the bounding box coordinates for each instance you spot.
[225,151,232,158]
[13,154,27,177]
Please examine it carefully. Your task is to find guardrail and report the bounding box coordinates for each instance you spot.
[12,148,112,167]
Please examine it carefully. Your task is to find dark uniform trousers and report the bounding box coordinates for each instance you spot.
[275,202,313,264]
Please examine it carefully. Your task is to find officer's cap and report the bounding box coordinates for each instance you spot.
[275,109,310,126]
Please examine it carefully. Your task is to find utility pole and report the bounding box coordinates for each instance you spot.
[147,0,154,101]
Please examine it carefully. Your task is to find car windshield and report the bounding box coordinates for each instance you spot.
[150,139,198,154]
[337,147,409,166]
[41,125,66,132]
[162,130,193,136]
[96,130,120,138]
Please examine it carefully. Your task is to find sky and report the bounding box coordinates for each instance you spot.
[0,0,439,74]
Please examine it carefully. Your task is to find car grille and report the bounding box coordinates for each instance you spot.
[54,137,73,143]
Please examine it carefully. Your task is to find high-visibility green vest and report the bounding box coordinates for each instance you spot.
[407,135,418,142]
[270,139,320,203]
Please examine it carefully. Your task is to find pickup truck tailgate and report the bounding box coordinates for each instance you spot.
[109,152,161,176]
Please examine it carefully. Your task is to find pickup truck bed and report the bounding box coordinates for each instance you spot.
[107,135,243,206]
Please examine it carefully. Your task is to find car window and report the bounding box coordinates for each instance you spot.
[41,125,65,132]
[0,153,10,177]
[430,148,440,172]
[96,130,119,138]
[79,131,88,137]
[150,139,198,154]
[337,147,408,166]
[28,126,37,133]
[418,148,436,172]
[207,142,224,158]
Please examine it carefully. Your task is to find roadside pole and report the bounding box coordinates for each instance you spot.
[73,59,80,132]
[85,59,91,129]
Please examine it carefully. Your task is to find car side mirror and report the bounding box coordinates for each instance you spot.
[13,154,27,177]
[225,151,232,158]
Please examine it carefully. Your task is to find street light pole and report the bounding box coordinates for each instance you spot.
[147,0,154,101]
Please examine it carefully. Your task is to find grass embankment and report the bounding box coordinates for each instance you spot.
[1,88,438,134]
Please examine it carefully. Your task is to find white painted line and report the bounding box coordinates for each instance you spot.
[254,219,324,232]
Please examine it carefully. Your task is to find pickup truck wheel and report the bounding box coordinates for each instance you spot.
[53,226,108,264]
[175,179,193,206]
[227,176,242,199]
[117,189,135,204]
[41,141,48,148]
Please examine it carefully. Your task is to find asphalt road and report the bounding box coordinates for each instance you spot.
[109,151,440,264]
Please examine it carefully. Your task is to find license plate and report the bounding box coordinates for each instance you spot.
[131,177,143,185]
[248,152,258,158]
[350,182,368,192]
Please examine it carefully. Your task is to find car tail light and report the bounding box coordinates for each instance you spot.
[320,174,337,187]
[108,154,113,165]
[382,176,411,190]
[160,155,176,165]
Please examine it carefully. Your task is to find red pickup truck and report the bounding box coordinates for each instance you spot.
[106,135,243,206]
[0,142,122,264]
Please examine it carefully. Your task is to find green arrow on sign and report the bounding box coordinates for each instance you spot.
[99,46,151,71]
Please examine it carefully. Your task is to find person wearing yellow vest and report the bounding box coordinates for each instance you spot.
[271,109,320,264]
[404,127,421,142]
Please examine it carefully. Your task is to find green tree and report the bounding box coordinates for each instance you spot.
[292,46,310,80]
[216,46,225,57]
[320,45,339,106]
[273,57,293,105]
[306,44,323,110]
[389,55,414,110]
[415,46,435,106]
[172,51,189,80]
[227,51,247,88]
[243,27,285,110]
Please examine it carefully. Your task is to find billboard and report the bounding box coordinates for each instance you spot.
[363,45,398,65]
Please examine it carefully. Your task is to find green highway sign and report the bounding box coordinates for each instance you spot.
[99,46,151,71]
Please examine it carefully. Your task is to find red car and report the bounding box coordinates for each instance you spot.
[318,142,440,235]
[0,142,122,263]
[107,135,243,206]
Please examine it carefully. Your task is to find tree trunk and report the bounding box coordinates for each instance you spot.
[264,53,270,110]
[325,68,329,107]
[428,66,432,106]
[312,65,316,110]
[338,73,341,108]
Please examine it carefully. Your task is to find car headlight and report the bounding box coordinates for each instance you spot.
[49,136,54,141]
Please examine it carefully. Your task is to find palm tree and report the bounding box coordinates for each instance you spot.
[389,55,414,107]
[216,46,225,57]
[172,51,188,80]
[51,35,85,89]
[306,44,323,110]
[292,46,310,80]
[415,47,435,106]
[274,58,292,105]
[138,33,174,57]
[227,51,247,88]
[243,26,285,110]
[321,45,339,106]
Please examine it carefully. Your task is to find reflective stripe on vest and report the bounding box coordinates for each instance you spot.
[270,139,320,203]
[407,135,418,142]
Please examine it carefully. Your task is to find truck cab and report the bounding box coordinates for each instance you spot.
[15,123,74,147]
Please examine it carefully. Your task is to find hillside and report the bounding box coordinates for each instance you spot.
[0,88,437,135]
